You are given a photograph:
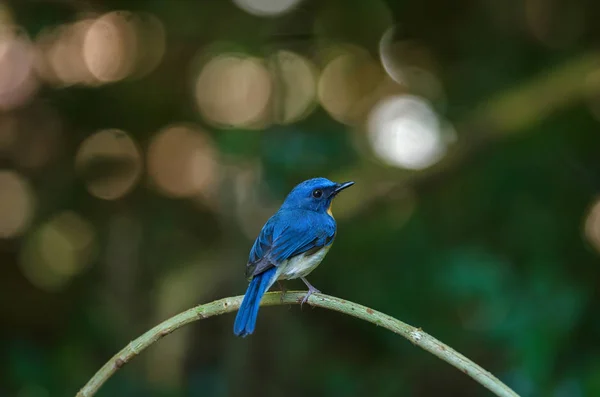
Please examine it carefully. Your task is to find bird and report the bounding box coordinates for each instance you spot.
[233,177,354,337]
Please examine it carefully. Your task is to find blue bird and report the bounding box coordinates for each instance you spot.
[233,177,354,337]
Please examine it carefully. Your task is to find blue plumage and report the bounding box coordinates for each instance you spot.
[233,177,354,337]
[233,267,277,336]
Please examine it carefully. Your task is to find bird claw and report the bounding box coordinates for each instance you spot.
[299,277,320,309]
[300,285,320,309]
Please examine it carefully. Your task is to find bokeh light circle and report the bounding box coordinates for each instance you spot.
[379,27,444,102]
[20,211,96,292]
[0,171,35,238]
[147,124,218,198]
[317,45,383,125]
[195,54,272,128]
[367,95,446,170]
[130,12,166,79]
[40,19,98,86]
[75,129,142,200]
[33,25,62,85]
[82,11,138,82]
[36,11,164,85]
[0,27,39,110]
[584,198,600,254]
[270,50,318,124]
[233,0,303,17]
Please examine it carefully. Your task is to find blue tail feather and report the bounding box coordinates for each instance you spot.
[233,267,277,337]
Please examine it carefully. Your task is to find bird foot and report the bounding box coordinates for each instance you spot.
[299,277,320,309]
[300,285,320,309]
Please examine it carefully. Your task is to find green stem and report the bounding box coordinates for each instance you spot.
[76,291,519,397]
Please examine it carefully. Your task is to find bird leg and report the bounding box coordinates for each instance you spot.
[300,277,320,308]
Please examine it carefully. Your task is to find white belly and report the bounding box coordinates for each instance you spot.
[277,245,331,280]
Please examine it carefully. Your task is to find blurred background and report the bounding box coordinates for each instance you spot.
[1,0,600,396]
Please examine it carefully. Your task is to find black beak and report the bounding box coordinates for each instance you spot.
[333,181,355,195]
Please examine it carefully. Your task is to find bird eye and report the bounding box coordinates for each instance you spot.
[312,189,323,198]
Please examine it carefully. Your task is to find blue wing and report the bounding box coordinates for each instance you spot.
[245,209,336,278]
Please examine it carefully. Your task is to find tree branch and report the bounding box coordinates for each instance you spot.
[76,291,519,397]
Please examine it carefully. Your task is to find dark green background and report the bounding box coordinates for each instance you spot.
[2,0,600,396]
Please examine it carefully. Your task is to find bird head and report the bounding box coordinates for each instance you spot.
[281,177,354,215]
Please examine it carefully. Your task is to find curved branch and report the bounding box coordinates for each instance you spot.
[76,291,519,397]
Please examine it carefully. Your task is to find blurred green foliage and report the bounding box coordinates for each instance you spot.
[2,1,600,397]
